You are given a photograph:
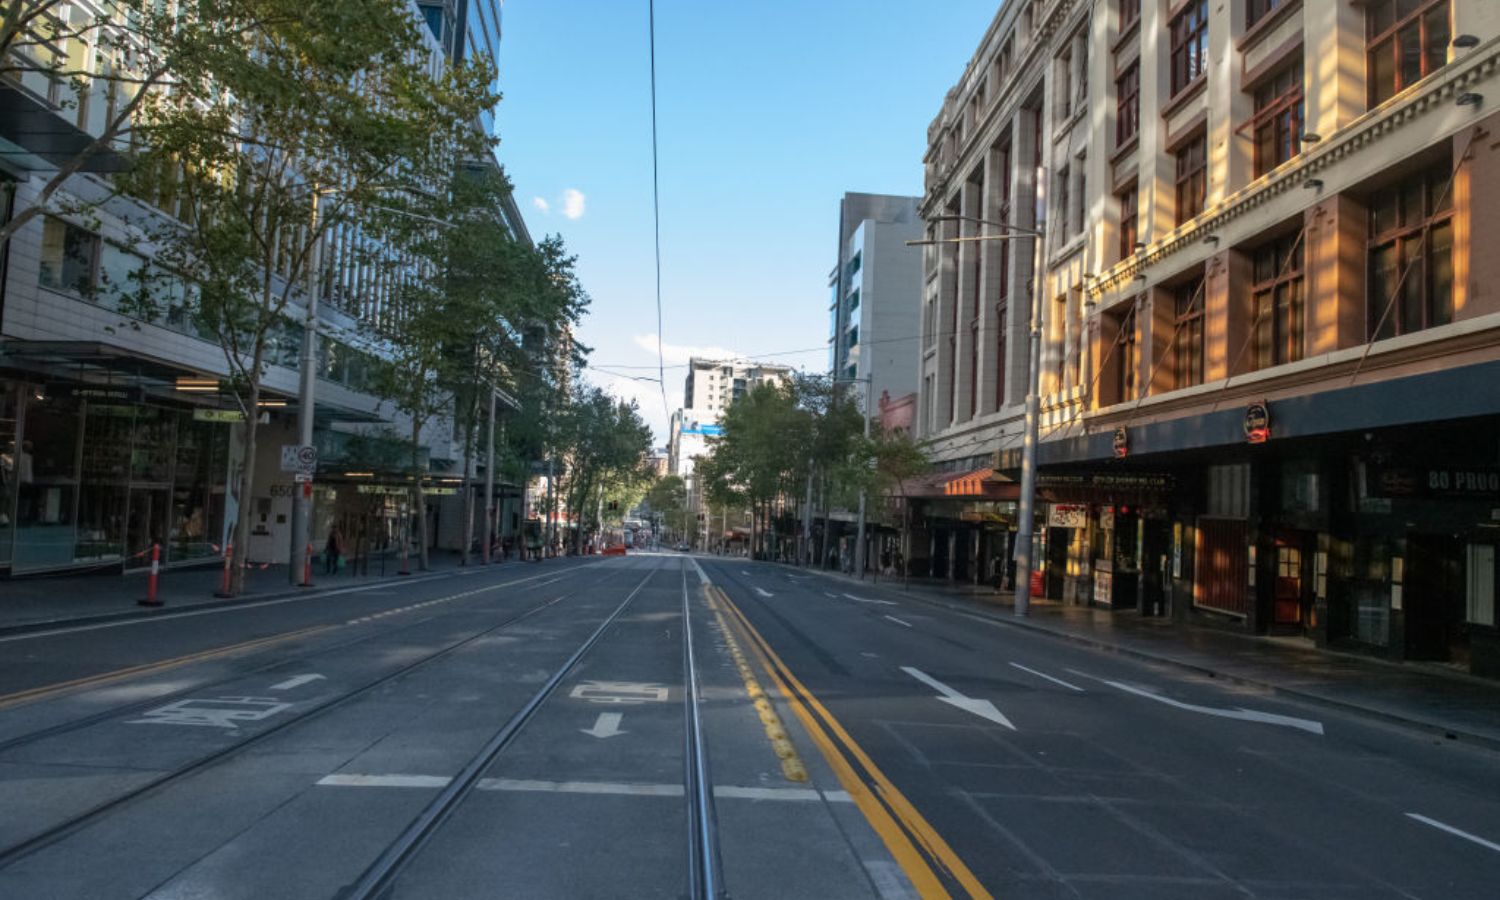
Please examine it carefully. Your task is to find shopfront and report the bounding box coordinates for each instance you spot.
[1,379,233,573]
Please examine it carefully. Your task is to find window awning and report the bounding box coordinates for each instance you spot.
[896,467,1017,500]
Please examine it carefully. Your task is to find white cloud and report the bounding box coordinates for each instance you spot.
[561,188,586,220]
[532,197,550,214]
[596,372,674,443]
[633,334,743,366]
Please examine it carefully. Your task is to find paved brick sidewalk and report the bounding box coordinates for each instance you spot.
[786,563,1500,751]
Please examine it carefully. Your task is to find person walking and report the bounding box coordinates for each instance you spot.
[324,527,342,575]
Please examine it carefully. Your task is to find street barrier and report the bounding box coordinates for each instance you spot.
[138,543,163,608]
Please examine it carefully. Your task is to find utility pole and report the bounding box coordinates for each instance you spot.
[289,189,322,586]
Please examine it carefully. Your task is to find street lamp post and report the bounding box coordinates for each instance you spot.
[907,214,1045,617]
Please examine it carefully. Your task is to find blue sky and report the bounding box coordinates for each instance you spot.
[496,0,1001,443]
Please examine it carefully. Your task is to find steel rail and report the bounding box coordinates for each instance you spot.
[682,560,724,899]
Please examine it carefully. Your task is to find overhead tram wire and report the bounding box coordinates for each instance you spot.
[649,0,669,419]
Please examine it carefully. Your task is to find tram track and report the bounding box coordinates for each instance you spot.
[0,561,621,871]
[337,556,727,900]
[0,563,589,754]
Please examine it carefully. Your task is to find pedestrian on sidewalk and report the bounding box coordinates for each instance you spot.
[324,527,342,575]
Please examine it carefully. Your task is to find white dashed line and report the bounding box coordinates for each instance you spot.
[755,588,774,598]
[317,774,850,803]
[883,615,913,628]
[844,593,897,606]
[1009,662,1084,692]
[1406,814,1500,854]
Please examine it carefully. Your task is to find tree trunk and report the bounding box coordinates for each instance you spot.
[411,417,430,571]
[460,397,476,567]
[228,380,262,596]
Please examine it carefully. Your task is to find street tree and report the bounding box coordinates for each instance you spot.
[109,0,494,593]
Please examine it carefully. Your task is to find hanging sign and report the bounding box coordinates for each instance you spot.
[194,409,246,422]
[1245,401,1271,444]
[1112,426,1129,459]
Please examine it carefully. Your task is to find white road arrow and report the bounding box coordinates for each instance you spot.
[581,712,627,739]
[1105,680,1324,735]
[901,666,1016,731]
[844,593,897,606]
[270,674,325,691]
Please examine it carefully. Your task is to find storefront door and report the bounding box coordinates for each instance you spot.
[126,485,170,567]
[1045,527,1068,600]
[1272,537,1309,628]
[1406,534,1465,661]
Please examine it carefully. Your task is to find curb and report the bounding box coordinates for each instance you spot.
[769,562,1500,754]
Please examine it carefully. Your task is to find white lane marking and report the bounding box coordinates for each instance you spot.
[1406,814,1500,854]
[689,556,710,585]
[883,615,913,628]
[1105,680,1324,735]
[1008,663,1083,692]
[755,587,775,598]
[580,711,627,739]
[741,570,752,576]
[269,673,325,691]
[900,666,1016,731]
[318,774,450,788]
[824,592,840,599]
[317,775,850,803]
[844,593,897,606]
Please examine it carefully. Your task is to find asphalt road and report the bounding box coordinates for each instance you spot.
[1,552,1497,899]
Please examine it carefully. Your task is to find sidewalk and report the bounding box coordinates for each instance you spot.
[0,550,489,634]
[789,565,1500,752]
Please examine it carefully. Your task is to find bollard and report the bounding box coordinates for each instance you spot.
[138,543,163,607]
[214,542,234,598]
[301,542,313,588]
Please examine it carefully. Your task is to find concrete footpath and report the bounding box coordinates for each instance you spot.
[782,563,1500,753]
[0,550,523,634]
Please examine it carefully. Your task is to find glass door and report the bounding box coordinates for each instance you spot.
[126,485,170,566]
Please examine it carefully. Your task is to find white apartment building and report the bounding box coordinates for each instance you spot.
[828,193,922,413]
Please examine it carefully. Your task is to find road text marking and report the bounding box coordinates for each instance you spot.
[128,696,292,729]
[1008,663,1083,692]
[569,680,669,704]
[1106,680,1324,735]
[1406,813,1500,854]
[901,666,1016,730]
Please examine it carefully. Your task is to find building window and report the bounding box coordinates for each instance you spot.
[1054,164,1071,245]
[1116,61,1140,146]
[1072,157,1086,237]
[1248,0,1288,29]
[1366,0,1449,107]
[1120,0,1140,31]
[1114,302,1139,403]
[1055,46,1074,119]
[1174,134,1207,225]
[1244,61,1304,177]
[1117,183,1139,261]
[994,297,1007,410]
[1173,277,1205,388]
[1367,161,1454,340]
[1170,0,1209,96]
[38,217,99,296]
[1252,234,1305,369]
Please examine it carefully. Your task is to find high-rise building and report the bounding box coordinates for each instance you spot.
[828,193,922,414]
[0,2,527,576]
[919,0,1500,675]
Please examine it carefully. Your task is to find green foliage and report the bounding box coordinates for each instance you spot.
[547,384,654,550]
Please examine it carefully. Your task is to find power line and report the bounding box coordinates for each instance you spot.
[648,0,669,419]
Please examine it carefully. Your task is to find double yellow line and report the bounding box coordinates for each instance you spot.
[713,585,992,900]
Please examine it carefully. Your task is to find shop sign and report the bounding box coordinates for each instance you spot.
[357,485,409,495]
[68,385,143,402]
[1038,472,1173,491]
[1112,426,1129,458]
[193,409,245,422]
[1093,570,1113,605]
[1048,504,1088,528]
[1367,463,1500,499]
[1244,401,1271,444]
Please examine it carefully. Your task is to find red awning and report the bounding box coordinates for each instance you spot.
[895,467,1016,500]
